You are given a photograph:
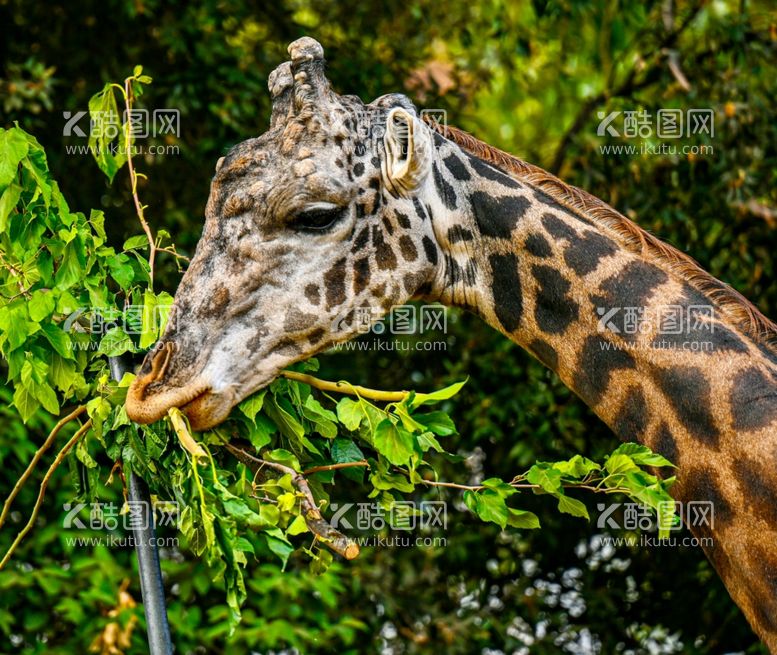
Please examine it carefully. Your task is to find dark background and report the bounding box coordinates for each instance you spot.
[1,0,776,652]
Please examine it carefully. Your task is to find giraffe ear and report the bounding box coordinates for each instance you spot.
[383,107,432,197]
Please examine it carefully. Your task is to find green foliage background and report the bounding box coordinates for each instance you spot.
[1,0,776,653]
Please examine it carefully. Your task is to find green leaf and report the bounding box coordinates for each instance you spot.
[39,323,74,359]
[277,492,296,512]
[107,253,135,290]
[75,437,97,468]
[555,494,589,519]
[247,414,275,451]
[87,396,112,440]
[605,453,639,475]
[416,431,444,453]
[98,327,133,356]
[88,209,106,245]
[301,395,338,438]
[37,249,54,285]
[373,418,415,466]
[552,454,600,478]
[238,390,266,422]
[265,448,301,472]
[21,356,48,387]
[0,304,38,352]
[612,442,675,468]
[144,423,168,459]
[54,239,85,290]
[264,396,305,448]
[286,514,308,536]
[463,489,508,528]
[412,410,457,436]
[0,127,29,188]
[22,157,51,206]
[331,438,365,464]
[138,288,158,349]
[393,403,427,432]
[259,503,281,527]
[34,380,59,414]
[13,384,40,422]
[302,395,337,423]
[526,464,563,494]
[481,477,516,498]
[506,508,541,529]
[410,379,467,408]
[369,467,414,493]
[219,495,262,528]
[87,84,127,182]
[336,397,364,431]
[264,530,294,569]
[123,234,150,250]
[49,355,77,392]
[310,548,333,575]
[28,290,56,322]
[0,182,22,233]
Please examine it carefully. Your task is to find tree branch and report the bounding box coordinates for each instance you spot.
[0,419,92,570]
[280,370,412,403]
[420,478,631,495]
[225,441,360,560]
[0,405,87,530]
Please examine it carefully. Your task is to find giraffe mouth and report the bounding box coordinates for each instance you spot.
[125,338,287,431]
[125,376,212,426]
[126,348,280,431]
[178,387,234,431]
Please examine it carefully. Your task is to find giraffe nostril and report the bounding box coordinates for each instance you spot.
[146,341,175,383]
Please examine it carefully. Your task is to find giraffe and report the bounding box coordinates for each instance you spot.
[125,37,777,649]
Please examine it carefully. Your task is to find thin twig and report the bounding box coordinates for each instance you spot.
[0,406,87,530]
[225,441,360,560]
[123,77,157,287]
[0,251,31,298]
[0,419,92,570]
[302,461,370,476]
[156,246,190,263]
[420,479,632,495]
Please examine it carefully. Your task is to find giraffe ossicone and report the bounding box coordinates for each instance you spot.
[125,37,777,650]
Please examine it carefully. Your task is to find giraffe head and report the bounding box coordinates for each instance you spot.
[126,37,442,429]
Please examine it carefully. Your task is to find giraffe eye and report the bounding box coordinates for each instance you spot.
[292,205,347,232]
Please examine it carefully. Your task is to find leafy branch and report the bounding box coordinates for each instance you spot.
[224,440,360,560]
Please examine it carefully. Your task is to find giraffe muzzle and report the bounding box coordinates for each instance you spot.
[125,342,212,426]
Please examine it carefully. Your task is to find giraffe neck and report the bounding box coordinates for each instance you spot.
[418,133,777,649]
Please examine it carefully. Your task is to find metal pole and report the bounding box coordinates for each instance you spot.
[109,356,174,655]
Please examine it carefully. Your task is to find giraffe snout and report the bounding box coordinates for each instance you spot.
[125,342,210,426]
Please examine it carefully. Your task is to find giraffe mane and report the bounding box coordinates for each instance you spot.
[425,118,777,355]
